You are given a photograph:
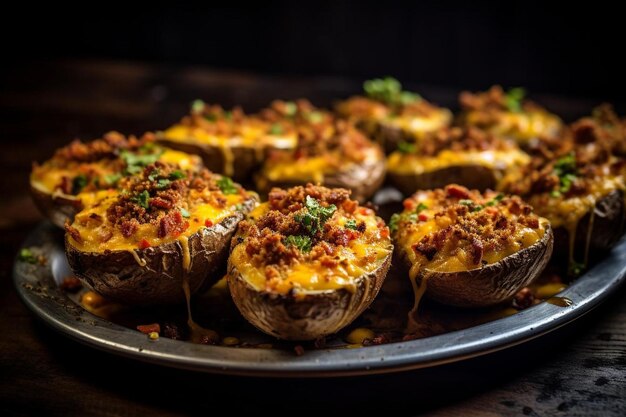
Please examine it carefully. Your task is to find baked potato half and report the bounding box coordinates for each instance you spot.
[458,86,562,148]
[30,132,202,228]
[501,114,626,275]
[158,101,301,182]
[335,77,452,153]
[227,184,393,340]
[65,162,257,305]
[255,116,385,202]
[387,126,530,195]
[392,185,553,308]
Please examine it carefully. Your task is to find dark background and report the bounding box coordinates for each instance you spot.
[3,1,625,105]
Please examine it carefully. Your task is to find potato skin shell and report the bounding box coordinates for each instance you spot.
[403,225,553,308]
[65,198,256,306]
[227,252,392,340]
[388,165,498,196]
[552,189,625,268]
[255,159,386,203]
[156,138,259,183]
[30,182,83,229]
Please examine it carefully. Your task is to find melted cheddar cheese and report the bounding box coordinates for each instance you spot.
[68,192,247,253]
[395,192,548,273]
[387,148,530,176]
[465,109,561,144]
[230,203,392,294]
[31,148,200,197]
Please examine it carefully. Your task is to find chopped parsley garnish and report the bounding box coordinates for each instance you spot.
[397,141,417,154]
[102,173,122,186]
[18,248,38,264]
[169,170,185,180]
[121,149,163,175]
[363,77,421,107]
[552,152,578,196]
[156,178,171,189]
[504,87,526,113]
[569,261,585,277]
[191,99,206,113]
[389,203,428,232]
[307,111,323,123]
[269,123,284,135]
[485,194,505,207]
[284,235,312,253]
[459,199,483,212]
[217,176,238,195]
[131,190,150,209]
[203,113,217,122]
[180,208,190,218]
[284,101,297,117]
[345,219,358,230]
[71,174,88,194]
[295,195,337,235]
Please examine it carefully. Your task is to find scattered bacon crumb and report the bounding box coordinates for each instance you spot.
[205,219,213,227]
[59,276,82,293]
[294,345,305,356]
[138,239,151,249]
[137,323,161,334]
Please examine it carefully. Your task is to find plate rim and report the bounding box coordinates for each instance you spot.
[13,221,626,377]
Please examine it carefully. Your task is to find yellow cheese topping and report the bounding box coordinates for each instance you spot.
[69,192,246,253]
[385,108,453,138]
[31,148,200,196]
[387,149,530,176]
[230,204,392,294]
[465,110,561,144]
[396,193,547,273]
[262,147,381,183]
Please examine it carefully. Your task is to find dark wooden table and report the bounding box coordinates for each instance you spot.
[1,60,625,416]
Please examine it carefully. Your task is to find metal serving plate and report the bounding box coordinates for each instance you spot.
[14,221,626,377]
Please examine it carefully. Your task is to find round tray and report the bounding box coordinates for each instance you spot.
[14,221,626,377]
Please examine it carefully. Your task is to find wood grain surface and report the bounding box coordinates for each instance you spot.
[1,60,624,416]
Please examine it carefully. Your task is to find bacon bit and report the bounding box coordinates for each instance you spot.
[120,219,139,238]
[294,345,305,356]
[418,213,428,222]
[358,207,370,215]
[137,323,161,334]
[414,242,437,260]
[58,176,72,194]
[64,223,83,243]
[205,219,214,227]
[380,227,390,238]
[341,199,358,214]
[446,184,470,199]
[138,239,151,249]
[403,199,416,210]
[150,197,174,209]
[158,211,189,238]
[470,237,484,265]
[60,276,82,293]
[513,287,534,309]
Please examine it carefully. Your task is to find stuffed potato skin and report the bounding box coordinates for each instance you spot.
[387,127,530,195]
[227,184,393,340]
[393,185,553,308]
[65,162,257,305]
[30,132,202,228]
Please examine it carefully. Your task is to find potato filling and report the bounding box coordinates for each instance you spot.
[31,132,200,207]
[387,126,530,175]
[66,162,252,252]
[459,85,562,144]
[230,184,392,295]
[393,185,548,273]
